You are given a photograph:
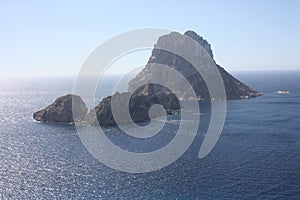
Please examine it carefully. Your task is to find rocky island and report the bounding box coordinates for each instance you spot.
[33,30,262,126]
[33,94,88,123]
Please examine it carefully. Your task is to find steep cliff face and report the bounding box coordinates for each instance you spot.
[128,30,262,100]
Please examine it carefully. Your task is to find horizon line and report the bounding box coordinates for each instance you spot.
[1,68,300,78]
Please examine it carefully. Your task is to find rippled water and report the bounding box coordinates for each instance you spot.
[0,72,300,199]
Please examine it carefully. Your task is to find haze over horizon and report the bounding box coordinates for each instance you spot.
[1,0,300,77]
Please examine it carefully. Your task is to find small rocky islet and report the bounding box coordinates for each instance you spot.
[33,30,262,126]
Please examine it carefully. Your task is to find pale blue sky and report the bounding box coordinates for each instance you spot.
[0,0,299,76]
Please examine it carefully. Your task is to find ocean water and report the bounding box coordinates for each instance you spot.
[0,71,299,199]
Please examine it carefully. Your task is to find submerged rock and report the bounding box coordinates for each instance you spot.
[33,94,88,123]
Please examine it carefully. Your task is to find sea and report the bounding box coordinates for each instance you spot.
[0,70,299,199]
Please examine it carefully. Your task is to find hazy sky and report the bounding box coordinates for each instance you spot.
[1,0,300,76]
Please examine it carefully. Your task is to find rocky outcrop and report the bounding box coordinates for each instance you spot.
[128,30,262,100]
[33,94,88,123]
[34,91,179,126]
[85,91,179,127]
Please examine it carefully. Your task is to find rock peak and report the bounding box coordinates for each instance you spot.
[129,30,261,100]
[184,30,213,59]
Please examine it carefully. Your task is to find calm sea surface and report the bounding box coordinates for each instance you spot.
[0,71,299,199]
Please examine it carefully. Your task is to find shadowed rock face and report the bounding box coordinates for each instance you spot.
[33,94,88,123]
[128,30,262,100]
[85,91,179,127]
